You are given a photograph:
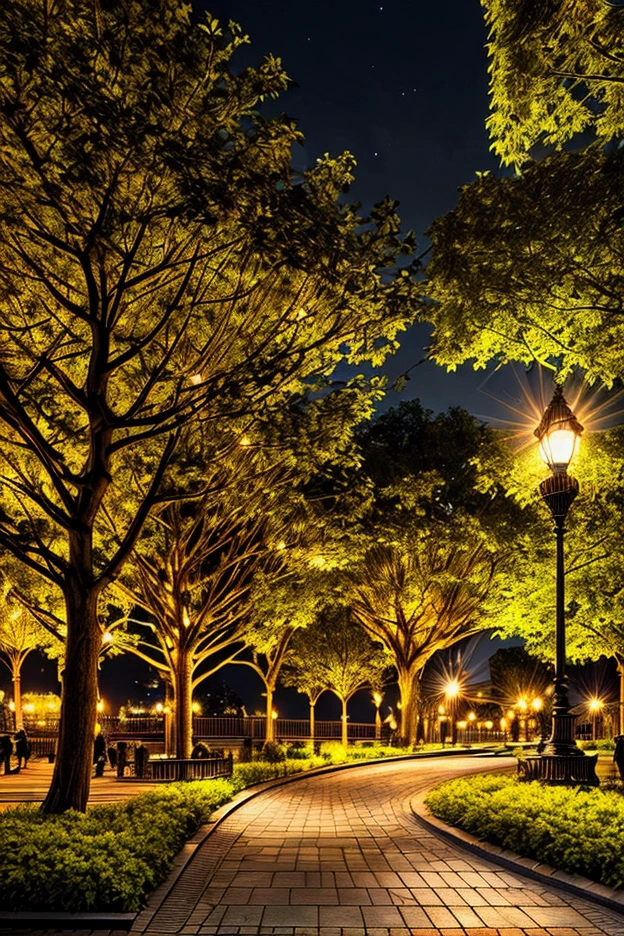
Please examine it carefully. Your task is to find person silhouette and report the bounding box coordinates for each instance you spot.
[14,729,30,769]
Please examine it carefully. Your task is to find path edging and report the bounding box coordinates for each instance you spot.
[411,787,624,918]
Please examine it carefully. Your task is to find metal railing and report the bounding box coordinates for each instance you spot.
[96,714,378,741]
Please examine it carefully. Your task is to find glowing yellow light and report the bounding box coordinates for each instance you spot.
[500,717,507,730]
[517,697,528,712]
[96,700,104,713]
[532,697,543,711]
[588,697,604,713]
[437,704,445,715]
[8,701,15,711]
[155,702,163,714]
[309,555,327,568]
[372,691,383,707]
[457,720,467,730]
[239,434,251,446]
[535,386,583,473]
[276,540,286,551]
[102,631,114,644]
[190,373,203,385]
[192,701,202,714]
[485,720,493,730]
[467,711,476,722]
[272,709,278,720]
[445,679,460,699]
[23,703,35,714]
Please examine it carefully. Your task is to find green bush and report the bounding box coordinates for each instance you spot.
[578,738,615,752]
[0,742,417,913]
[0,780,235,912]
[258,740,287,763]
[426,773,624,889]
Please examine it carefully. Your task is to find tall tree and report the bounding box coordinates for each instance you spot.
[0,1,420,812]
[284,613,388,746]
[0,589,56,728]
[345,401,529,744]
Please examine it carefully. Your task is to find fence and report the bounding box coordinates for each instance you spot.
[105,715,378,742]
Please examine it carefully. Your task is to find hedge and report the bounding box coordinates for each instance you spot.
[0,745,405,912]
[425,773,624,889]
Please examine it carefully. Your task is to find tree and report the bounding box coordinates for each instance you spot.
[0,1,420,812]
[112,451,291,758]
[425,2,624,382]
[425,150,624,383]
[482,0,624,168]
[343,401,528,745]
[0,589,56,728]
[284,613,388,746]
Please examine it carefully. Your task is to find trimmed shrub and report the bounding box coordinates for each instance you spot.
[426,773,624,889]
[258,740,287,763]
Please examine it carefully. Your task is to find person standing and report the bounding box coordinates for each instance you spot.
[1,734,13,774]
[14,728,30,769]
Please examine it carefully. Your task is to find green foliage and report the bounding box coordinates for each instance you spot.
[284,612,389,706]
[0,0,422,810]
[483,0,624,167]
[319,741,349,762]
[0,781,233,911]
[426,773,624,888]
[340,401,530,744]
[259,740,287,763]
[426,151,624,383]
[578,738,615,752]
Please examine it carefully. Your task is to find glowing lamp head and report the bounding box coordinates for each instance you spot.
[445,679,460,700]
[588,697,603,713]
[534,386,583,474]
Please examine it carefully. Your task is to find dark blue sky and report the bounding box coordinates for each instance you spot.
[204,0,509,417]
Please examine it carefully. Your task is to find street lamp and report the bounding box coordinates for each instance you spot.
[372,691,383,740]
[522,386,598,784]
[588,697,604,741]
[445,679,460,746]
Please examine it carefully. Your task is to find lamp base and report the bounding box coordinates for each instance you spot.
[518,753,599,786]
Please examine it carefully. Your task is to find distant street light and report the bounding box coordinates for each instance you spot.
[588,697,604,742]
[445,679,460,746]
[521,386,598,785]
[372,691,383,740]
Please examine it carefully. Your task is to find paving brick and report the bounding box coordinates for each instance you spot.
[131,757,624,936]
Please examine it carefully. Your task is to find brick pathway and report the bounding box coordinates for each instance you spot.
[132,756,624,936]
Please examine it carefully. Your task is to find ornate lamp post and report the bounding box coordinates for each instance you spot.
[521,386,599,784]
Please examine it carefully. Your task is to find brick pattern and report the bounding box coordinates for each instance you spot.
[133,758,624,936]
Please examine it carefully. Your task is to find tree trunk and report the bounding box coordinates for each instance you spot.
[11,661,22,729]
[618,658,624,736]
[397,668,419,745]
[42,585,101,814]
[164,678,175,756]
[174,649,193,758]
[265,684,274,743]
[341,696,348,747]
[309,701,315,741]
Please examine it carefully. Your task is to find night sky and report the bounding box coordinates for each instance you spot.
[203,0,506,416]
[3,1,519,716]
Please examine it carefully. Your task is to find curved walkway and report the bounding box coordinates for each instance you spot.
[134,756,624,936]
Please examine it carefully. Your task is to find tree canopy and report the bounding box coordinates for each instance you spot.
[425,150,624,383]
[483,0,624,167]
[0,0,421,812]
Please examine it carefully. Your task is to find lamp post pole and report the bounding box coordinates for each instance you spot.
[521,386,598,785]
